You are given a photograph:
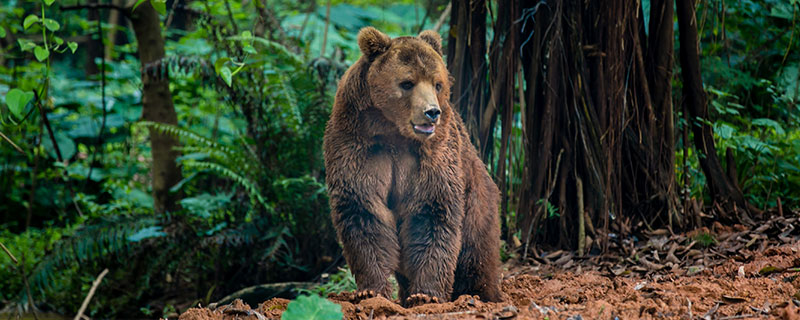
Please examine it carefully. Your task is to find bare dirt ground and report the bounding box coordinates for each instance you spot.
[179,214,800,319]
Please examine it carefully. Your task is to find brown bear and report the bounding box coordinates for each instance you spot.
[323,27,501,307]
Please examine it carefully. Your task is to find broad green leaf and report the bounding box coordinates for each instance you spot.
[18,39,36,51]
[53,36,63,45]
[42,132,76,160]
[214,57,230,75]
[44,0,55,6]
[68,41,78,53]
[132,0,147,11]
[5,88,34,119]
[281,294,342,320]
[220,66,232,87]
[714,123,735,140]
[241,30,252,39]
[128,226,167,242]
[0,26,6,38]
[243,44,257,54]
[43,18,60,31]
[34,46,49,61]
[151,0,167,15]
[752,118,785,135]
[23,15,40,29]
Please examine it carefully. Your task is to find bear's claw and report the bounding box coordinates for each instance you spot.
[405,293,440,307]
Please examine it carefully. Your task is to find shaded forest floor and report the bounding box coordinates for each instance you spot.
[179,212,800,319]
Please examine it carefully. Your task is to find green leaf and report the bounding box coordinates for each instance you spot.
[68,41,78,53]
[243,44,257,54]
[220,66,233,87]
[151,0,167,15]
[241,30,253,39]
[43,18,60,31]
[128,226,167,242]
[132,0,147,11]
[53,36,63,45]
[5,88,34,119]
[752,118,786,136]
[17,39,36,51]
[281,295,342,320]
[23,15,40,30]
[214,57,230,75]
[759,265,784,276]
[42,132,76,160]
[0,26,6,38]
[44,0,55,6]
[34,46,49,61]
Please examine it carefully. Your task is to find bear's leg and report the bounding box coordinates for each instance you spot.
[452,175,502,302]
[398,210,462,306]
[332,197,400,298]
[395,272,409,302]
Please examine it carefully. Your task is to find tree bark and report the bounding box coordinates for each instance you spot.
[131,2,182,213]
[446,0,489,160]
[514,0,680,250]
[489,0,519,240]
[676,0,753,223]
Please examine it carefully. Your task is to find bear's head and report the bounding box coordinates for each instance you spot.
[357,27,451,141]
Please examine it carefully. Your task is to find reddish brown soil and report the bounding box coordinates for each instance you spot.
[178,242,800,319]
[180,212,800,320]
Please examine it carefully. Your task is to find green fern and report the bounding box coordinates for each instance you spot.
[138,121,269,209]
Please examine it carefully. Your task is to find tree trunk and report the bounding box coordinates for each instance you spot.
[446,0,489,160]
[676,0,753,223]
[131,2,182,213]
[514,0,680,250]
[489,0,520,240]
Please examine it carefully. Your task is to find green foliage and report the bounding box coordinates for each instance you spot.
[281,294,343,320]
[298,267,357,297]
[676,0,800,209]
[691,232,717,248]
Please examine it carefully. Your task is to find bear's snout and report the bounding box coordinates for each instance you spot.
[424,106,441,121]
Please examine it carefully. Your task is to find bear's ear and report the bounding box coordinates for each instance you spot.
[358,27,391,57]
[418,30,442,56]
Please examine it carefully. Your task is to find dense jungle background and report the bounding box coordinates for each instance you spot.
[1,0,799,318]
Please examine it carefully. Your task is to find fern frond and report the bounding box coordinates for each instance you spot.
[183,161,269,209]
[25,215,159,298]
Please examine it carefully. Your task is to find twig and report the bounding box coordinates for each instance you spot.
[577,176,585,256]
[415,0,433,33]
[1,242,38,320]
[687,298,692,320]
[702,302,720,320]
[0,242,18,264]
[320,0,332,57]
[165,0,181,28]
[35,97,85,217]
[73,268,109,320]
[718,315,756,320]
[85,5,108,188]
[0,130,25,154]
[433,2,451,33]
[223,0,239,35]
[414,310,476,318]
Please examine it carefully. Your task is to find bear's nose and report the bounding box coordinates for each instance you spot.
[424,107,441,121]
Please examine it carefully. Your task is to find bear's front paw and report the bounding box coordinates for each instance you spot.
[404,293,440,307]
[355,289,380,301]
[328,290,382,304]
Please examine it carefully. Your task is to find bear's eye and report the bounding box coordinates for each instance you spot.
[399,81,415,90]
[435,83,443,92]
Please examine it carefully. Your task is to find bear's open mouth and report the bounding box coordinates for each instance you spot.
[412,123,435,134]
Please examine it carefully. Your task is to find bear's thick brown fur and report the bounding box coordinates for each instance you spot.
[323,27,501,307]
